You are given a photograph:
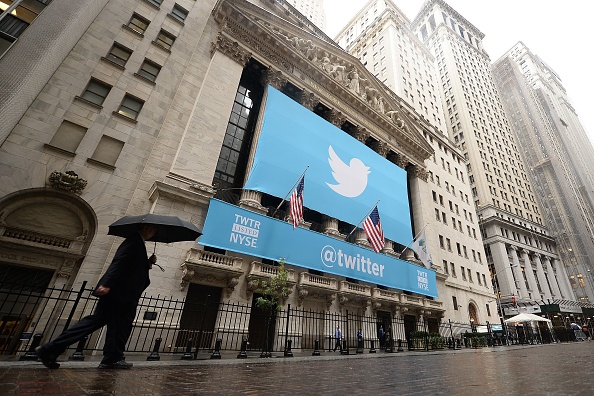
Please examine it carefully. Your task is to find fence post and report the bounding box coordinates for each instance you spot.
[69,336,88,361]
[312,339,320,356]
[210,338,222,359]
[448,319,456,350]
[147,337,162,361]
[341,310,349,355]
[194,294,210,359]
[19,334,42,361]
[369,339,376,353]
[181,339,193,360]
[397,338,404,352]
[63,281,88,331]
[284,304,292,357]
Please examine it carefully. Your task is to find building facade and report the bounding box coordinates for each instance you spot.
[335,0,498,324]
[336,0,578,321]
[493,42,594,304]
[0,0,468,353]
[409,1,576,314]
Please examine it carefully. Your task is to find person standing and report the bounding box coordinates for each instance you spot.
[333,325,342,352]
[36,224,158,369]
[378,325,385,348]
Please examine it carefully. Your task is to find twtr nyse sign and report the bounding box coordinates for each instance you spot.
[200,200,437,298]
[243,86,413,247]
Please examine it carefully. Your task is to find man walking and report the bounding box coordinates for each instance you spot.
[36,224,158,369]
[333,325,342,352]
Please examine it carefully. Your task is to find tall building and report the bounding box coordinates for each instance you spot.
[0,0,467,353]
[286,0,326,30]
[336,0,498,324]
[493,42,594,304]
[337,0,578,321]
[409,1,577,314]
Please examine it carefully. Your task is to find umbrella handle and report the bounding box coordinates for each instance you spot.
[153,242,156,254]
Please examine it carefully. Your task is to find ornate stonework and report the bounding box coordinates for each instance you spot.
[354,127,370,143]
[261,68,287,91]
[210,34,251,66]
[411,165,429,182]
[47,171,87,195]
[327,109,346,128]
[296,90,318,110]
[373,141,390,158]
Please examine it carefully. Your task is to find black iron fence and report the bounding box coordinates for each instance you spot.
[0,281,566,359]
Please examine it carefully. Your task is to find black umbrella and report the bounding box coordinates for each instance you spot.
[108,213,202,243]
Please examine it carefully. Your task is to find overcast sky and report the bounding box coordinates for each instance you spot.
[323,0,594,144]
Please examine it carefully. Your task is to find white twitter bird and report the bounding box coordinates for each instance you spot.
[326,145,370,198]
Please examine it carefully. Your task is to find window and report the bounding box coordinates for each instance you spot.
[170,4,189,23]
[446,238,451,251]
[127,13,150,34]
[450,263,456,277]
[80,79,111,106]
[461,267,467,280]
[88,135,125,168]
[106,43,132,67]
[155,29,176,51]
[145,0,163,7]
[467,269,472,282]
[117,94,144,120]
[453,296,458,310]
[0,0,52,57]
[439,235,444,249]
[486,304,491,316]
[443,260,449,275]
[137,59,161,82]
[46,121,87,154]
[477,272,482,285]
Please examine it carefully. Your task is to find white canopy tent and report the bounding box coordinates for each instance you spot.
[504,313,551,323]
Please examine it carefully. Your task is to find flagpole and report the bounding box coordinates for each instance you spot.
[272,166,309,218]
[345,200,380,239]
[397,224,428,258]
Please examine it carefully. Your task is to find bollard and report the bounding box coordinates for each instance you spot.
[20,334,43,361]
[237,338,248,359]
[147,338,162,361]
[385,337,394,353]
[397,338,404,352]
[369,340,376,353]
[181,339,194,360]
[210,338,222,359]
[284,339,294,357]
[69,336,88,361]
[312,339,321,356]
[356,339,363,354]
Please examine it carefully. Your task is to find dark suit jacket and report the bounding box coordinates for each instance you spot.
[96,232,151,303]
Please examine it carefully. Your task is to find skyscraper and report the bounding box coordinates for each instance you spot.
[493,42,594,303]
[337,0,577,320]
[286,0,327,30]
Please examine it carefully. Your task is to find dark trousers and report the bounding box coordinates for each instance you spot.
[43,297,137,364]
[333,338,342,351]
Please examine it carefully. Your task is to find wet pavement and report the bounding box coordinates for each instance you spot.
[1,342,593,395]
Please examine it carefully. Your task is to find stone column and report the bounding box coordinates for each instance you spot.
[322,215,344,239]
[553,258,573,299]
[239,190,267,215]
[242,67,288,185]
[521,249,540,299]
[170,34,250,184]
[543,256,562,298]
[381,240,396,255]
[534,254,552,299]
[509,246,528,299]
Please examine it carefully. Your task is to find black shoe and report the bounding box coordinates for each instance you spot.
[36,346,60,369]
[98,360,133,369]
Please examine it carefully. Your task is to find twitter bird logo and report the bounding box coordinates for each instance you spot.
[326,145,370,198]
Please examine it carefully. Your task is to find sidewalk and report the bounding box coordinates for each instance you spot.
[0,343,547,370]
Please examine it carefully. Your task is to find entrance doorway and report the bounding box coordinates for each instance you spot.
[177,284,222,349]
[247,293,277,352]
[376,310,391,348]
[0,263,53,354]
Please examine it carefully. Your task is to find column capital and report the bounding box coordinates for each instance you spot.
[372,141,390,158]
[327,109,346,128]
[410,165,428,182]
[354,126,370,143]
[296,90,318,111]
[211,34,251,66]
[261,68,287,91]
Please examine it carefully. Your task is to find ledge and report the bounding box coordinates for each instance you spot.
[149,180,214,206]
[43,144,76,157]
[151,40,172,53]
[111,111,138,124]
[86,158,116,171]
[122,24,145,38]
[100,56,126,70]
[166,13,185,26]
[141,0,160,10]
[73,96,103,109]
[133,72,156,85]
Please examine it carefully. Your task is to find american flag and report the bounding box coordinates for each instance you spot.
[363,205,385,253]
[290,176,304,229]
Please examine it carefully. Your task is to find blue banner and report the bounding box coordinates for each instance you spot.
[243,86,412,246]
[199,199,437,298]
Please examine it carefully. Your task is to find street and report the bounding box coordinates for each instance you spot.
[1,343,593,395]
